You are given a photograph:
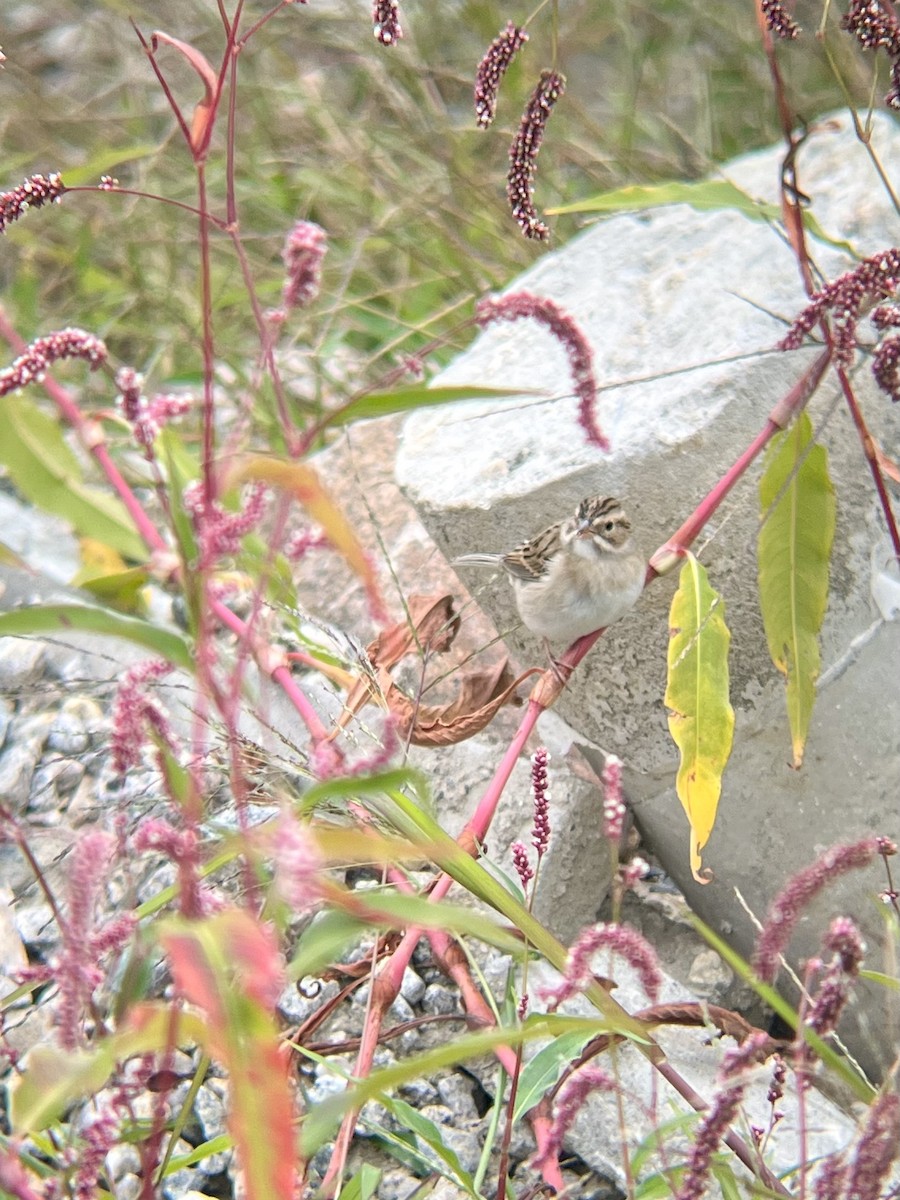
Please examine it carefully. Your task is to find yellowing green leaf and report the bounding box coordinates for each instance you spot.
[11,1005,207,1132]
[665,554,734,883]
[0,396,146,561]
[758,412,835,767]
[228,455,385,619]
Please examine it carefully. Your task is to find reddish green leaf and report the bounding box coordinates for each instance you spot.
[161,910,297,1200]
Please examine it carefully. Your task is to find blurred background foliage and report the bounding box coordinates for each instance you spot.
[0,0,880,417]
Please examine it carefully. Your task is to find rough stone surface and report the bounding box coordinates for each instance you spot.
[396,110,900,1078]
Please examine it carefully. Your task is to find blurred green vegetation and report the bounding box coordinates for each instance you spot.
[0,0,881,415]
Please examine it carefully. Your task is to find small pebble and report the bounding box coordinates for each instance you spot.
[0,741,41,808]
[399,965,426,1006]
[115,1176,142,1200]
[421,983,459,1016]
[47,710,90,755]
[0,638,46,692]
[0,697,12,749]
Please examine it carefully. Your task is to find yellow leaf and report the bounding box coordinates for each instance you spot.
[665,554,735,883]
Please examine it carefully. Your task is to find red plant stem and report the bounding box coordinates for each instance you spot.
[210,597,334,745]
[196,164,217,506]
[321,926,422,1196]
[227,229,302,454]
[649,347,832,576]
[463,698,543,843]
[835,362,900,560]
[655,1059,791,1196]
[756,17,900,562]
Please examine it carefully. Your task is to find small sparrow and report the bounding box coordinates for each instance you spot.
[454,495,645,646]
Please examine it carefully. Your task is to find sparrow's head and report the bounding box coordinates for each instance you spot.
[571,495,632,553]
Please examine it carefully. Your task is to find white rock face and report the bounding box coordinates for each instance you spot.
[397,111,900,1079]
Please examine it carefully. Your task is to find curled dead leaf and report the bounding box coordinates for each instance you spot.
[149,32,217,153]
[332,593,529,746]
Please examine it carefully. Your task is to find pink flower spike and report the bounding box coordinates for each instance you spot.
[0,327,106,397]
[474,22,529,128]
[507,69,565,241]
[542,921,662,1010]
[602,754,625,843]
[676,1032,771,1200]
[530,746,551,858]
[109,659,175,776]
[779,247,900,368]
[512,841,534,889]
[753,836,896,984]
[534,1065,615,1173]
[281,220,327,311]
[0,172,64,235]
[373,0,402,44]
[844,1091,900,1200]
[271,810,322,915]
[56,830,116,1050]
[761,0,800,38]
[476,291,608,450]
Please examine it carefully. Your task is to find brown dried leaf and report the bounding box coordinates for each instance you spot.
[367,594,460,668]
[329,592,526,745]
[388,658,533,747]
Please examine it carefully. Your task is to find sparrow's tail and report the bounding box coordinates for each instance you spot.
[451,553,503,568]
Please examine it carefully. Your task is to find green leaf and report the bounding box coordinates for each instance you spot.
[320,385,541,429]
[381,1097,476,1194]
[550,179,781,219]
[859,969,900,992]
[288,910,367,981]
[336,1164,382,1200]
[300,1013,629,1156]
[298,766,432,816]
[0,396,146,561]
[0,604,194,673]
[10,1046,118,1133]
[327,889,525,955]
[758,412,835,767]
[76,566,150,613]
[664,554,735,882]
[164,1135,234,1174]
[513,1029,596,1122]
[547,180,856,255]
[59,145,161,188]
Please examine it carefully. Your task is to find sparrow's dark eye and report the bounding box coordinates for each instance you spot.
[604,521,615,532]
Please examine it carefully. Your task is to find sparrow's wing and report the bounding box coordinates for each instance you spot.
[502,520,564,581]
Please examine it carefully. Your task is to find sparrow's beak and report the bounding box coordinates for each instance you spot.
[575,519,592,539]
